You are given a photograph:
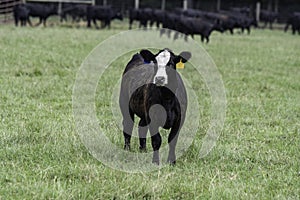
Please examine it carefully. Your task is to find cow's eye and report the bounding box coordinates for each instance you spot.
[166,65,174,71]
[168,62,176,69]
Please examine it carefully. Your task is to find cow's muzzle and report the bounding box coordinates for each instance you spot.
[154,76,167,86]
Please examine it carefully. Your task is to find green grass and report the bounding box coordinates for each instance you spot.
[0,22,299,199]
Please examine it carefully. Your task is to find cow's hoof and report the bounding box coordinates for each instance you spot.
[152,159,159,165]
[124,145,130,151]
[167,160,176,166]
[139,147,147,153]
[167,156,176,165]
[152,156,159,165]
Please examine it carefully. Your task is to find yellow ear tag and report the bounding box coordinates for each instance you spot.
[176,59,185,69]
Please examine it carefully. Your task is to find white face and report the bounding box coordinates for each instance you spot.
[153,50,171,86]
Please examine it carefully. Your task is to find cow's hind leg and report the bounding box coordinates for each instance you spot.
[167,120,181,165]
[93,19,99,29]
[246,27,251,34]
[206,36,210,43]
[201,35,205,42]
[149,125,162,165]
[35,17,43,26]
[138,119,148,151]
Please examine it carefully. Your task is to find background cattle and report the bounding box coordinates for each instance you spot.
[60,5,87,23]
[13,4,30,26]
[229,7,251,16]
[162,13,223,43]
[260,9,278,29]
[284,12,300,34]
[129,8,153,29]
[24,3,57,27]
[218,10,257,34]
[87,5,123,29]
[9,2,299,40]
[150,9,165,28]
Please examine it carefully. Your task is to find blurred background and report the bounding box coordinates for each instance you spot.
[1,0,299,24]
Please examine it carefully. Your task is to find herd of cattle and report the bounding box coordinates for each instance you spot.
[12,3,300,42]
[13,3,123,28]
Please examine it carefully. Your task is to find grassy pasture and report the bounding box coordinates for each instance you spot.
[0,22,299,199]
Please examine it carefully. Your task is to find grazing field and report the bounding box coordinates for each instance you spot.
[0,23,299,199]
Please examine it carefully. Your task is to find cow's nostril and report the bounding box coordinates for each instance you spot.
[155,76,166,85]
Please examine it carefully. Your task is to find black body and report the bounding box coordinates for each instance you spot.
[13,4,30,26]
[284,13,300,34]
[60,5,87,23]
[119,49,191,164]
[86,5,123,29]
[24,3,57,27]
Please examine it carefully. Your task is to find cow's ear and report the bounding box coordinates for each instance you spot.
[176,51,192,63]
[140,49,155,63]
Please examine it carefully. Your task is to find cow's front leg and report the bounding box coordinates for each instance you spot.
[93,19,99,29]
[123,121,133,151]
[87,19,91,27]
[149,126,161,165]
[43,18,47,27]
[129,19,133,29]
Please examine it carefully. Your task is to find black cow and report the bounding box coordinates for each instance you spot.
[203,12,236,34]
[160,12,187,39]
[230,7,251,16]
[284,13,300,34]
[129,8,153,29]
[60,5,87,23]
[178,9,241,35]
[150,9,165,28]
[128,8,140,29]
[86,5,123,29]
[24,3,57,27]
[13,4,30,26]
[179,8,206,18]
[260,10,278,29]
[219,10,257,34]
[185,17,224,42]
[162,12,223,42]
[119,49,191,164]
[161,12,180,38]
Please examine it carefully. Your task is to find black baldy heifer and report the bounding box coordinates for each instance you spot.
[119,49,191,165]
